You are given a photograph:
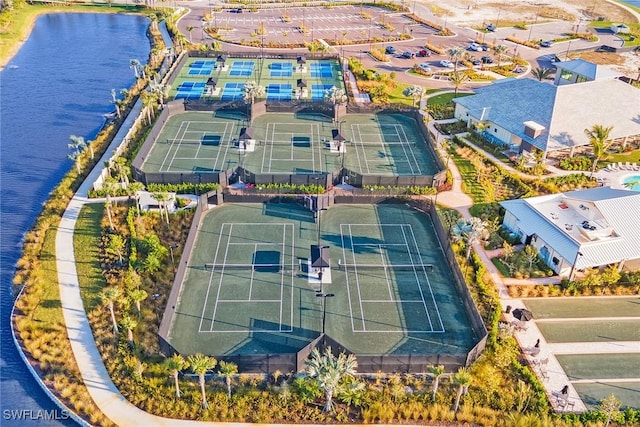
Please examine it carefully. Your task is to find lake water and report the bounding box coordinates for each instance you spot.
[0,12,149,426]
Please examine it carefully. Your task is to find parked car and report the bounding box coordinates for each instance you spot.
[481,56,494,64]
[468,43,483,52]
[402,51,416,58]
[513,66,526,73]
[385,46,396,54]
[540,40,553,48]
[439,59,454,68]
[486,23,496,32]
[470,58,481,66]
[417,49,432,57]
[418,63,432,72]
[480,44,490,51]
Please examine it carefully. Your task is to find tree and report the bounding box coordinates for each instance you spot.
[106,233,126,266]
[451,217,489,263]
[68,135,87,173]
[427,364,445,401]
[186,26,194,43]
[452,367,472,412]
[446,46,464,72]
[584,124,614,176]
[449,71,469,96]
[130,59,142,78]
[100,287,121,335]
[243,80,266,107]
[531,67,553,81]
[119,314,138,348]
[524,244,538,270]
[188,354,217,408]
[492,44,508,64]
[163,354,189,399]
[324,86,347,121]
[599,394,621,427]
[129,288,148,317]
[502,241,514,261]
[403,84,424,107]
[151,192,171,224]
[140,90,158,125]
[305,346,358,412]
[101,179,118,231]
[218,360,238,399]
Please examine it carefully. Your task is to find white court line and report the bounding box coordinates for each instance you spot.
[198,222,232,332]
[168,121,192,169]
[349,224,367,331]
[159,120,188,171]
[397,124,422,174]
[341,225,357,332]
[401,224,434,330]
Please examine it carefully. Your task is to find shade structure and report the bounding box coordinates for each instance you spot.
[238,127,253,141]
[512,308,534,321]
[311,245,330,269]
[331,129,346,142]
[297,56,306,64]
[206,77,218,88]
[216,55,227,63]
[297,78,307,88]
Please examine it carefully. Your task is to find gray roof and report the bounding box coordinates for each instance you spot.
[552,59,622,81]
[454,77,640,152]
[501,187,640,269]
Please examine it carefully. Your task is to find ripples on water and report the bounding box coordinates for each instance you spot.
[0,12,149,426]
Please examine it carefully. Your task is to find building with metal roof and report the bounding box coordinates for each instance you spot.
[453,62,640,157]
[500,187,640,278]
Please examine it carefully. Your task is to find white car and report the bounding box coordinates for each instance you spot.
[439,60,454,68]
[418,63,432,72]
[468,43,482,52]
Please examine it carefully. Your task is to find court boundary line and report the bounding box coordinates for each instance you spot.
[198,222,295,334]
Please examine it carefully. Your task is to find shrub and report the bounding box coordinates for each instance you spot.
[558,156,592,171]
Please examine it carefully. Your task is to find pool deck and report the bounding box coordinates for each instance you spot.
[595,166,640,190]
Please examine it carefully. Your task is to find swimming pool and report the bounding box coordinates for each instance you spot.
[621,174,640,191]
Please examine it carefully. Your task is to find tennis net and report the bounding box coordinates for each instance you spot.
[166,137,224,146]
[204,263,295,272]
[338,259,433,271]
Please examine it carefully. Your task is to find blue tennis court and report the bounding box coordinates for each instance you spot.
[310,63,333,78]
[311,84,334,100]
[176,82,205,100]
[229,61,255,77]
[188,61,214,76]
[266,83,292,101]
[221,82,245,100]
[270,62,293,77]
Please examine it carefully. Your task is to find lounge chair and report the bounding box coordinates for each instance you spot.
[608,163,617,171]
[625,162,633,170]
[633,163,640,171]
[618,162,625,170]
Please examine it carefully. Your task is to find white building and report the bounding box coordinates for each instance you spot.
[452,60,640,157]
[500,187,640,278]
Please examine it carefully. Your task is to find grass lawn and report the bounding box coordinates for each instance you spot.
[450,150,486,203]
[74,203,107,312]
[387,81,416,106]
[427,91,472,105]
[29,226,64,325]
[590,20,640,46]
[601,150,640,166]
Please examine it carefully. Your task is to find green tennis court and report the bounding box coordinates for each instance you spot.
[536,320,640,343]
[523,297,640,319]
[140,112,439,176]
[166,203,478,358]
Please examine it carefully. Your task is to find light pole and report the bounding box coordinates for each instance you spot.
[565,40,573,60]
[569,251,583,281]
[316,292,335,345]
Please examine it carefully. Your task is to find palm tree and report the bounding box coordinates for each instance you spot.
[120,315,138,348]
[427,364,446,401]
[126,181,145,218]
[243,81,266,106]
[305,346,358,412]
[102,179,118,231]
[403,84,424,107]
[451,217,489,263]
[218,360,238,399]
[164,354,189,399]
[186,26,194,43]
[140,90,158,125]
[584,124,614,176]
[112,157,130,186]
[492,44,508,64]
[106,233,126,266]
[449,71,469,97]
[446,46,464,72]
[531,67,553,81]
[130,59,142,78]
[110,88,122,117]
[151,192,171,224]
[452,367,472,412]
[188,353,217,408]
[129,289,148,317]
[100,287,121,335]
[68,135,87,173]
[324,86,347,121]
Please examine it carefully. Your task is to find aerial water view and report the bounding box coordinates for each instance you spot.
[1,0,639,426]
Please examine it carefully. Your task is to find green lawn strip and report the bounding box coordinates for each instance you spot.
[491,257,510,277]
[32,225,64,325]
[427,92,472,105]
[449,152,486,203]
[74,203,107,313]
[1,3,147,65]
[387,81,414,106]
[599,150,640,168]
